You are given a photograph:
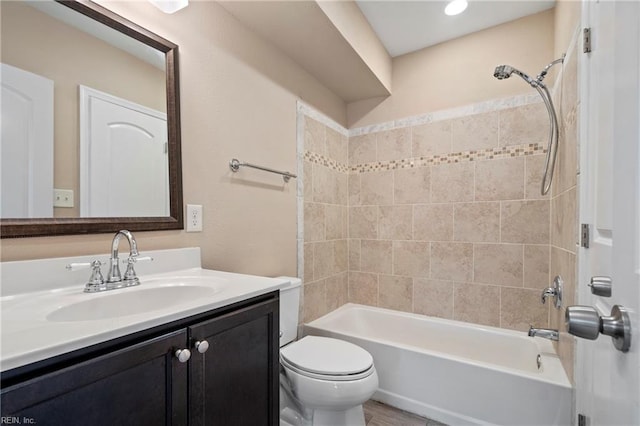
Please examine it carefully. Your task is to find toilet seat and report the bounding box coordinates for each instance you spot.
[281,336,374,381]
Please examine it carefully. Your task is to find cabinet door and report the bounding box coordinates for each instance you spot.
[1,330,188,426]
[189,297,279,426]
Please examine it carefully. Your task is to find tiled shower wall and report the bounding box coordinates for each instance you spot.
[299,96,556,332]
[299,108,349,323]
[345,100,553,331]
[549,30,580,383]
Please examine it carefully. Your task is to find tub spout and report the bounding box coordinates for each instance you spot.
[528,326,559,341]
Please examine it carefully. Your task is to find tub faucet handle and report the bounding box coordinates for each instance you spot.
[541,276,563,308]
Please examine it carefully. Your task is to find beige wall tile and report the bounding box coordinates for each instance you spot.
[313,241,335,280]
[325,204,345,240]
[312,164,338,204]
[413,204,454,241]
[411,120,452,157]
[431,242,473,281]
[334,239,348,274]
[349,206,378,239]
[453,282,500,327]
[550,248,577,331]
[431,163,474,202]
[501,200,550,244]
[304,243,314,283]
[561,46,579,126]
[453,202,500,242]
[326,127,348,165]
[379,205,413,240]
[376,128,411,162]
[500,287,549,331]
[303,161,313,201]
[394,167,431,204]
[525,154,550,200]
[554,106,578,195]
[326,272,348,312]
[304,202,324,242]
[451,111,499,152]
[348,271,378,306]
[337,171,348,206]
[379,275,413,312]
[349,133,376,165]
[475,157,525,201]
[305,116,325,155]
[349,239,361,271]
[550,247,576,383]
[361,240,393,274]
[349,173,361,206]
[413,278,453,319]
[524,245,550,289]
[393,241,430,277]
[474,243,524,286]
[499,102,548,146]
[361,171,394,205]
[303,279,327,323]
[551,187,577,253]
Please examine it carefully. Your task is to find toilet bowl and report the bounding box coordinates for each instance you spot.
[278,278,378,426]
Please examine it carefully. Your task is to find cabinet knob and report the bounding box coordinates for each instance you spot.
[194,340,209,354]
[175,348,191,363]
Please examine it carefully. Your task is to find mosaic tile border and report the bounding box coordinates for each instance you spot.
[303,143,546,174]
[303,151,349,173]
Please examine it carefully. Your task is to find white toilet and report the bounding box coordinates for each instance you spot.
[278,278,378,426]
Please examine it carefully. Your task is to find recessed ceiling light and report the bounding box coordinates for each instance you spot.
[148,0,189,14]
[445,0,468,16]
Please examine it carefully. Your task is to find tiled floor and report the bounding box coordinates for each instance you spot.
[363,400,448,426]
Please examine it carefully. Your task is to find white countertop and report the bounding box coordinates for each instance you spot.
[1,248,290,372]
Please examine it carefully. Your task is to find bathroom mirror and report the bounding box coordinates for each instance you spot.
[0,0,183,237]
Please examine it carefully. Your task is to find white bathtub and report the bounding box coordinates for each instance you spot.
[304,304,572,426]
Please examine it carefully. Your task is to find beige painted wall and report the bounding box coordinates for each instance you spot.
[347,9,556,128]
[1,1,346,282]
[1,1,166,218]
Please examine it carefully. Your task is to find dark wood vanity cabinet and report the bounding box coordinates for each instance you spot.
[0,293,279,426]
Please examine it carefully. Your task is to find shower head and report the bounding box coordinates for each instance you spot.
[493,65,536,86]
[493,65,514,80]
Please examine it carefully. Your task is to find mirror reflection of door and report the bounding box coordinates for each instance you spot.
[1,63,54,218]
[80,86,168,217]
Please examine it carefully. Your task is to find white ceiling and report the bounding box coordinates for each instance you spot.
[356,0,556,57]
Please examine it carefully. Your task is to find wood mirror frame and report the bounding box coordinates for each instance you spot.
[1,0,183,238]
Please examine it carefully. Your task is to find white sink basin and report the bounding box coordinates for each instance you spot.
[47,284,219,322]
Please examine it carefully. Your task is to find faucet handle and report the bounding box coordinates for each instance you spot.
[122,256,153,283]
[67,260,106,292]
[121,256,154,265]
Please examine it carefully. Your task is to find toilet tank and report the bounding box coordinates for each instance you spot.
[276,277,301,347]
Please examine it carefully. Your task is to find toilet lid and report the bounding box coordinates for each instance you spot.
[281,336,373,376]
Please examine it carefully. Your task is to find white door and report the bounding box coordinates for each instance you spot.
[79,86,168,217]
[0,63,54,218]
[577,1,640,425]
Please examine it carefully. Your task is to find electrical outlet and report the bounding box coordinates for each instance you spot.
[186,204,203,232]
[53,189,74,208]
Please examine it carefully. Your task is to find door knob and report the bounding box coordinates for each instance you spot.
[565,305,631,352]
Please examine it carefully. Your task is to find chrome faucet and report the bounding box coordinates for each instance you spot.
[528,326,559,341]
[107,230,140,285]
